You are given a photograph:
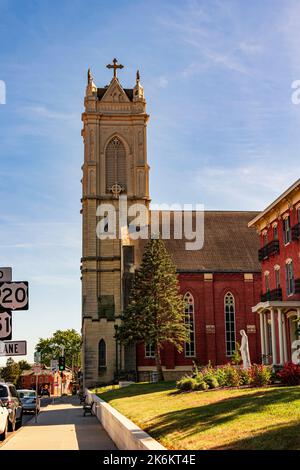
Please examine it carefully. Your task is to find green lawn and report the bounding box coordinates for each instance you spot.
[95,382,300,450]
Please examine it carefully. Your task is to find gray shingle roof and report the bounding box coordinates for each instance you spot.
[134,211,260,273]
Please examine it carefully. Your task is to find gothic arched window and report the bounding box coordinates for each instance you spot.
[98,339,106,369]
[224,292,236,357]
[105,137,126,193]
[184,292,195,357]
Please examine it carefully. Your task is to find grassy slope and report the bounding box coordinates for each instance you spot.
[96,382,300,450]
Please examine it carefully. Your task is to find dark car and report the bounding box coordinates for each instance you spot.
[0,382,23,432]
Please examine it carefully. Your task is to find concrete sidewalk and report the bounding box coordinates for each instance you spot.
[0,396,117,450]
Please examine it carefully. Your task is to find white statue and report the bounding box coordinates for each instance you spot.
[240,329,251,369]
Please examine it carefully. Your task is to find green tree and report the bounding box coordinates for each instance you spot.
[117,237,190,381]
[35,329,81,369]
[0,358,20,385]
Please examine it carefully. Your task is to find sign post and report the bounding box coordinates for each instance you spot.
[50,359,58,404]
[32,364,41,423]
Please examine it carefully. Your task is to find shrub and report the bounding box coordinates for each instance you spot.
[204,376,219,389]
[277,362,300,386]
[251,364,272,386]
[222,364,241,387]
[214,367,227,387]
[193,379,209,391]
[176,376,196,391]
[238,368,253,385]
[231,342,242,365]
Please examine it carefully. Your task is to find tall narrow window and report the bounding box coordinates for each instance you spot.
[145,343,155,358]
[106,137,126,192]
[273,225,278,240]
[283,216,291,245]
[225,292,236,357]
[263,232,268,246]
[275,268,281,289]
[286,261,295,296]
[265,272,270,292]
[184,292,195,357]
[98,339,106,369]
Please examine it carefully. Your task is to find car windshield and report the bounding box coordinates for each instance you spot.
[18,391,36,398]
[0,385,8,398]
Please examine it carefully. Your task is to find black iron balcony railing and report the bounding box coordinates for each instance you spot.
[295,279,300,295]
[292,223,300,241]
[261,287,283,302]
[258,240,280,261]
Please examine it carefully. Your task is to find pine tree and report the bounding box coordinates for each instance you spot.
[117,237,190,381]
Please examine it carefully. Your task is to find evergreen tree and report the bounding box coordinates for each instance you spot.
[117,237,190,381]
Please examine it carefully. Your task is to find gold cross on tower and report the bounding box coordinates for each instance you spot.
[106,58,124,79]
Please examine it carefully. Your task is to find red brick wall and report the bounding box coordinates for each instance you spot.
[260,204,300,301]
[136,272,262,368]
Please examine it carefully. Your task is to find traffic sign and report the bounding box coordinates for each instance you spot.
[34,351,41,364]
[32,365,41,374]
[0,268,12,282]
[0,310,12,340]
[0,340,27,356]
[0,281,28,310]
[50,359,58,373]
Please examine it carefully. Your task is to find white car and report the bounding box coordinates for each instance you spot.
[0,399,9,441]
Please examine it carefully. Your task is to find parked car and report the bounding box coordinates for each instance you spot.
[0,382,23,432]
[17,390,40,414]
[0,399,9,441]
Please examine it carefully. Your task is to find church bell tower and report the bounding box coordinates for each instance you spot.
[81,59,150,387]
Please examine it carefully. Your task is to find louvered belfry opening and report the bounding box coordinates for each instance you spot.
[106,137,127,192]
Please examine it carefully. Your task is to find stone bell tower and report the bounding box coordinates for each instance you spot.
[81,59,150,387]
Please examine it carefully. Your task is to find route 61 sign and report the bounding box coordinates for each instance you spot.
[0,310,12,340]
[0,282,28,310]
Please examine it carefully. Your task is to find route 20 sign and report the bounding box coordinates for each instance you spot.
[0,310,12,340]
[0,282,28,310]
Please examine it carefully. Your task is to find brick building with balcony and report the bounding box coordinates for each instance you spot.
[249,179,300,366]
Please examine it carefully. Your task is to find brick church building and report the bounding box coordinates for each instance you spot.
[81,60,262,387]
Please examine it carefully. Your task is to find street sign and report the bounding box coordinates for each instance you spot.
[0,340,27,356]
[0,268,12,282]
[34,351,41,364]
[32,365,41,374]
[0,310,12,340]
[50,359,58,373]
[0,281,28,310]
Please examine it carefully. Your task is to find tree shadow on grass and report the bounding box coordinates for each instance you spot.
[143,387,300,450]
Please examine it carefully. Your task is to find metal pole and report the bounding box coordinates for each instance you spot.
[35,372,38,423]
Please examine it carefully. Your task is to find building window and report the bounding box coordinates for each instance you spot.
[98,339,106,369]
[275,268,281,289]
[263,232,268,246]
[283,216,291,245]
[105,137,126,193]
[145,343,155,358]
[224,292,236,357]
[265,272,270,292]
[286,261,295,296]
[273,225,278,240]
[184,292,195,357]
[297,207,300,223]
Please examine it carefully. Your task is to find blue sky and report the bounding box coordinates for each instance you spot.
[1,0,300,364]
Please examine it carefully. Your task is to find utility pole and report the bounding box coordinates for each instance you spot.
[59,345,65,398]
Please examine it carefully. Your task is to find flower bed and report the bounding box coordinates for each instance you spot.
[176,363,272,392]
